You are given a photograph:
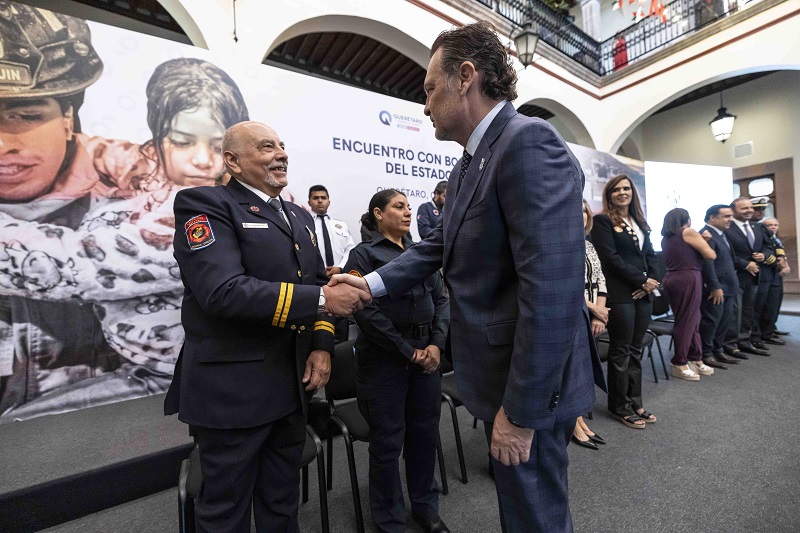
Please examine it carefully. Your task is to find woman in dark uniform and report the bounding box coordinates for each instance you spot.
[344,189,450,533]
[591,175,661,429]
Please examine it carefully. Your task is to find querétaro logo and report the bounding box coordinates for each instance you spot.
[379,110,392,126]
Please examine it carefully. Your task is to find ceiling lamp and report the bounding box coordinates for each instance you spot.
[709,91,736,143]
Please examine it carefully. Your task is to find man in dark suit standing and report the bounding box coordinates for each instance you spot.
[699,205,743,368]
[724,197,771,356]
[329,22,604,532]
[417,180,447,238]
[164,121,369,532]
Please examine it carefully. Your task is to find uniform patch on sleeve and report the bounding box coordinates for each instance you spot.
[185,214,215,250]
[348,270,362,278]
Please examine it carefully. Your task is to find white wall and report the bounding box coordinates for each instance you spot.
[633,70,800,278]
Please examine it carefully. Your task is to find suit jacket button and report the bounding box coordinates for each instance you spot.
[299,325,306,331]
[290,325,297,330]
[295,243,300,251]
[297,270,302,278]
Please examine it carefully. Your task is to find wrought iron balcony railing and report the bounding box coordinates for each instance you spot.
[476,0,763,76]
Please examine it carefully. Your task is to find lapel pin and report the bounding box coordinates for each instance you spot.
[479,158,485,171]
[249,206,260,212]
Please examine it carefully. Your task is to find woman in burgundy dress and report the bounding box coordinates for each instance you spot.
[661,208,717,381]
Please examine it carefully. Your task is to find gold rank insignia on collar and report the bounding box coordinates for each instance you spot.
[305,225,317,246]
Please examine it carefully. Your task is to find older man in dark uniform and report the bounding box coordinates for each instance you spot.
[164,121,369,532]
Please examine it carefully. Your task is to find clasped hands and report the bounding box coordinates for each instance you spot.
[322,274,373,316]
[413,345,441,373]
[632,277,659,300]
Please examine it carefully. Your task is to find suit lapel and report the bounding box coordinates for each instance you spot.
[443,102,515,270]
[226,178,293,238]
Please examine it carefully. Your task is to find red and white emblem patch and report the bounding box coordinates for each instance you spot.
[185,214,215,250]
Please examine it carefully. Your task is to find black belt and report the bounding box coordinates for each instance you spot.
[402,323,431,339]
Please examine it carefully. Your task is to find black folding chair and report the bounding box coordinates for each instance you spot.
[326,340,448,533]
[177,425,329,533]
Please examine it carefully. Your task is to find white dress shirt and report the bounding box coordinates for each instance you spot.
[236,179,290,227]
[313,213,355,268]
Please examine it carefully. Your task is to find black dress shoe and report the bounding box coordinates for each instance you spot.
[587,432,606,445]
[762,337,786,345]
[751,340,770,350]
[713,352,739,364]
[702,357,727,370]
[571,435,599,450]
[724,347,749,360]
[740,345,770,356]
[774,330,790,336]
[412,512,451,533]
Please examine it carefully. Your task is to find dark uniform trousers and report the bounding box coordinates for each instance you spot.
[754,266,781,340]
[195,408,306,533]
[355,335,441,533]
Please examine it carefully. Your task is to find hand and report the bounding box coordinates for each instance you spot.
[325,266,342,278]
[632,289,648,300]
[322,283,371,317]
[745,261,759,276]
[329,273,371,293]
[589,304,608,323]
[413,345,441,373]
[701,229,713,241]
[302,350,331,391]
[708,288,724,305]
[752,252,765,263]
[590,318,605,337]
[490,406,534,466]
[642,278,659,292]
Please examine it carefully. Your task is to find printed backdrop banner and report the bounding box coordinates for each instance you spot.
[0,3,643,421]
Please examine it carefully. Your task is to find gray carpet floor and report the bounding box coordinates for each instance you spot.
[43,316,800,533]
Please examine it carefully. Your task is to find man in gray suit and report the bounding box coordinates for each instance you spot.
[329,21,604,533]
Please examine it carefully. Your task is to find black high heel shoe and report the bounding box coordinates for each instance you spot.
[571,434,599,450]
[586,432,606,445]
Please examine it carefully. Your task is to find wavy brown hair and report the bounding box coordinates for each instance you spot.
[431,21,517,101]
[601,175,650,231]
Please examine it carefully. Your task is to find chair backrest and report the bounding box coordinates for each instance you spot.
[440,354,454,374]
[326,340,357,402]
[594,337,609,363]
[651,291,672,317]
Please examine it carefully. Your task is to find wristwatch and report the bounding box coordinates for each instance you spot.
[318,287,326,314]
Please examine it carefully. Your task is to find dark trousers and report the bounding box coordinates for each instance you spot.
[483,419,575,532]
[663,270,703,365]
[356,347,442,533]
[770,278,784,333]
[700,293,737,356]
[194,409,306,533]
[738,279,758,346]
[755,269,782,339]
[753,267,775,340]
[606,299,651,417]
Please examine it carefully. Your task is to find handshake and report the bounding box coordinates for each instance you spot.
[321,273,373,316]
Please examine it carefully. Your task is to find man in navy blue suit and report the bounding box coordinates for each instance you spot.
[699,205,743,368]
[329,22,604,533]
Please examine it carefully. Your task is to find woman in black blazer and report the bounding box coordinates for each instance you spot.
[591,176,661,429]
